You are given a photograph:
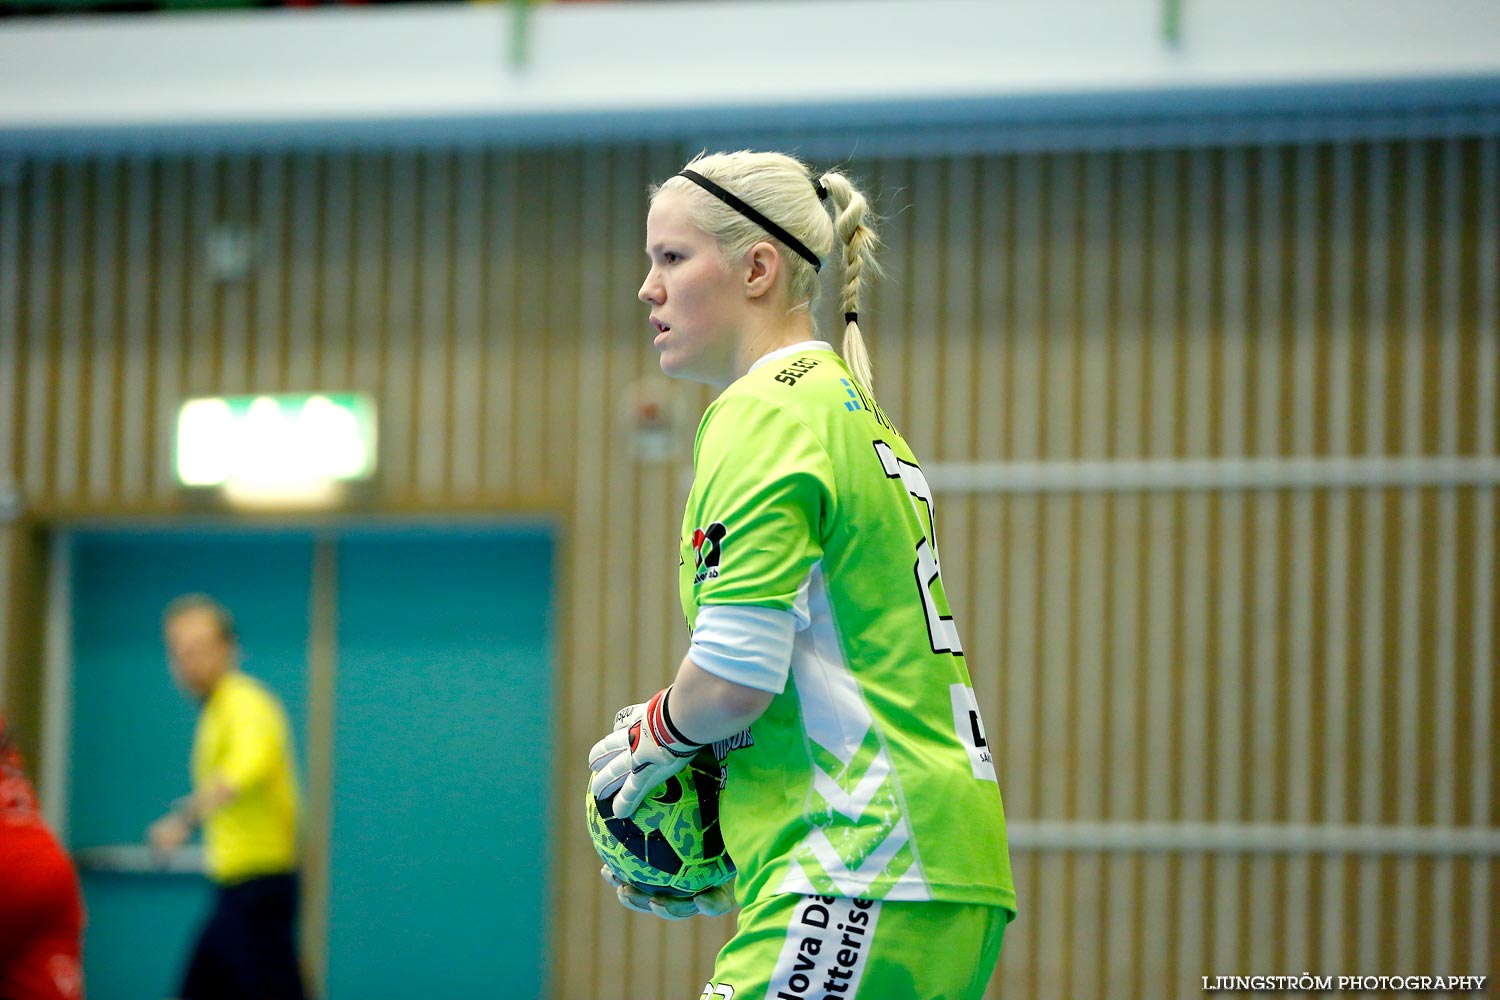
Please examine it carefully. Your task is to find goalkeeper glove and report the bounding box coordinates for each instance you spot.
[589,686,702,818]
[599,866,736,920]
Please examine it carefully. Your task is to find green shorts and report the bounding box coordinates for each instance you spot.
[699,892,1010,1000]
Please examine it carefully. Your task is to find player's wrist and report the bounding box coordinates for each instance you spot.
[650,686,705,756]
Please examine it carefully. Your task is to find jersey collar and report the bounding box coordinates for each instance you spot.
[748,341,836,374]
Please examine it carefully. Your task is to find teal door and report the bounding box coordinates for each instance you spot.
[65,523,554,1000]
[327,526,554,998]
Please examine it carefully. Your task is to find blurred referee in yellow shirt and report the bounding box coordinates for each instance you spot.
[148,594,307,1000]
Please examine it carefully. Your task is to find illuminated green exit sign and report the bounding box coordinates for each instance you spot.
[175,393,378,499]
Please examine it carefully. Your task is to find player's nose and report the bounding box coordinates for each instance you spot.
[638,267,663,305]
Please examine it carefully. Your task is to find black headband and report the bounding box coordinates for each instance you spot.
[676,169,822,273]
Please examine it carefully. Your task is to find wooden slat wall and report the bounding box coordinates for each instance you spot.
[0,137,1496,999]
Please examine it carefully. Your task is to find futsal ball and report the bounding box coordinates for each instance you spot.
[586,748,735,897]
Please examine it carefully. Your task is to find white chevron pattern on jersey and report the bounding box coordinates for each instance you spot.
[811,750,890,821]
[778,565,931,900]
[796,825,922,900]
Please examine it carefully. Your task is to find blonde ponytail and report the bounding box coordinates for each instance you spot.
[817,170,883,391]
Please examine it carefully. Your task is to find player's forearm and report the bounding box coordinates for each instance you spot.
[668,653,775,745]
[179,779,237,824]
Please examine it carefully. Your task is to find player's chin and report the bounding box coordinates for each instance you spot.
[657,350,690,380]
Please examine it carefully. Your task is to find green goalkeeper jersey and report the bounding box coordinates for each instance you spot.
[679,342,1017,914]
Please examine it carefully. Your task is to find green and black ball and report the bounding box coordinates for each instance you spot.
[586,748,735,897]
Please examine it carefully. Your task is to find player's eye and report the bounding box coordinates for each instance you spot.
[663,251,683,264]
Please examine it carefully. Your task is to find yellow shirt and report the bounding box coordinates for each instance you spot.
[192,671,300,883]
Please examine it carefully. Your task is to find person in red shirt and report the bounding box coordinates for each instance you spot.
[0,712,85,1000]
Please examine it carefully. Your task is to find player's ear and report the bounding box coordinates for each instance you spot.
[743,241,779,301]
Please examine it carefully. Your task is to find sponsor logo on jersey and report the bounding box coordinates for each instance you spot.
[700,983,735,1000]
[950,684,997,782]
[840,376,895,431]
[711,728,755,785]
[711,728,754,762]
[692,521,728,584]
[838,378,863,411]
[767,895,881,1000]
[774,356,821,386]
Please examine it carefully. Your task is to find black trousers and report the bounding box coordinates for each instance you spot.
[180,872,308,1000]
